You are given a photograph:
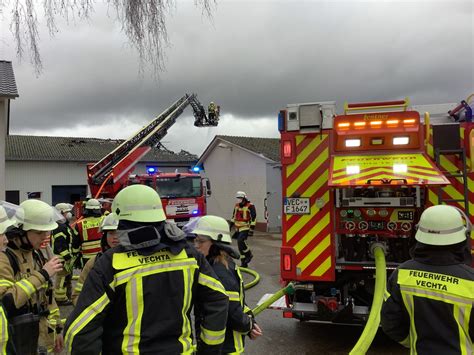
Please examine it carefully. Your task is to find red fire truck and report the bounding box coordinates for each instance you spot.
[76,93,217,221]
[129,170,211,227]
[278,98,473,324]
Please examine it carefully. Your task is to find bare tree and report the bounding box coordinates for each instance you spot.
[1,0,215,75]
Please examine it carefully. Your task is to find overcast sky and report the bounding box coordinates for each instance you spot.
[0,0,472,155]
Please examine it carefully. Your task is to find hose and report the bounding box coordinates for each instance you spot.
[349,245,387,355]
[239,267,261,290]
[252,283,295,316]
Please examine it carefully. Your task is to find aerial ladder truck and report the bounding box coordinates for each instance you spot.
[77,93,218,224]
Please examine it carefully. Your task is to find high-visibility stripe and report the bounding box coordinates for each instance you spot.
[200,326,226,345]
[0,306,7,353]
[453,304,472,355]
[401,293,417,354]
[227,291,240,302]
[16,279,36,297]
[0,280,14,288]
[232,330,244,353]
[400,286,472,306]
[122,277,144,353]
[298,234,330,271]
[384,289,391,301]
[287,135,326,176]
[287,147,329,197]
[198,274,226,295]
[311,256,332,277]
[74,282,83,293]
[294,212,330,254]
[65,293,110,352]
[178,268,194,353]
[114,259,198,286]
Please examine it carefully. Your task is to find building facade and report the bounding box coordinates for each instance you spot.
[197,135,282,232]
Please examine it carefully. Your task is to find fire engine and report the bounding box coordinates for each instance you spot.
[77,93,218,222]
[278,97,474,324]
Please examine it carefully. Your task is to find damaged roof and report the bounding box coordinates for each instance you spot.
[6,135,197,164]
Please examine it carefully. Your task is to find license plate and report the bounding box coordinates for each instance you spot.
[284,198,310,215]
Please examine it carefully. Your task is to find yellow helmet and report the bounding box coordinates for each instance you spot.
[112,185,166,223]
[20,200,59,231]
[191,215,231,244]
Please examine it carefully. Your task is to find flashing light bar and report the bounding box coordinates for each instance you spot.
[336,118,417,129]
[338,122,350,128]
[192,166,200,172]
[354,121,366,127]
[386,119,399,125]
[345,139,361,147]
[393,137,410,145]
[147,166,158,174]
[403,119,416,124]
[369,120,382,126]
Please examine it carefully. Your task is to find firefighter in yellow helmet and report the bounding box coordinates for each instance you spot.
[71,213,120,305]
[51,203,80,305]
[230,191,257,267]
[0,199,64,354]
[381,205,474,354]
[64,185,229,354]
[191,215,263,354]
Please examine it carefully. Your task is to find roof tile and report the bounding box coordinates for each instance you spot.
[216,135,280,162]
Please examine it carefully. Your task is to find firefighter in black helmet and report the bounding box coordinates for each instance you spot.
[381,205,474,354]
[64,185,229,354]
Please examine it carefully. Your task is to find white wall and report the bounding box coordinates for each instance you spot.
[0,99,6,200]
[203,144,268,225]
[5,160,192,204]
[6,161,86,204]
[266,163,282,232]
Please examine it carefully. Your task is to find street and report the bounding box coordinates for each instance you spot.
[242,232,408,355]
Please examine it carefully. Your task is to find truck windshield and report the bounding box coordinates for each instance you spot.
[156,177,202,198]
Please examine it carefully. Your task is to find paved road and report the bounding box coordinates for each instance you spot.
[242,232,408,355]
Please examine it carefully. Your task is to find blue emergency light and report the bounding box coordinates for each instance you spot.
[192,209,199,215]
[147,166,158,174]
[192,166,200,172]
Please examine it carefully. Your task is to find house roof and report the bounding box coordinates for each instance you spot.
[0,61,19,98]
[6,135,197,164]
[198,135,280,165]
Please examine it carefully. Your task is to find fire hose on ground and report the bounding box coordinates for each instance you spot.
[349,243,387,355]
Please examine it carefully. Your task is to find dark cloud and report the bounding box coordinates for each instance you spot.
[0,0,472,135]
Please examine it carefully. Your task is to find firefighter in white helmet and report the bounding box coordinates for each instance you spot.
[64,185,228,354]
[0,203,19,353]
[0,200,64,354]
[192,215,263,353]
[381,205,474,354]
[51,203,80,305]
[75,198,104,267]
[71,213,120,305]
[230,191,257,267]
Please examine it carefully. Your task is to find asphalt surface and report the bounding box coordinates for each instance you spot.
[242,232,408,355]
[60,232,408,354]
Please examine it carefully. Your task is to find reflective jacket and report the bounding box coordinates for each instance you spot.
[64,239,229,354]
[52,222,80,264]
[202,256,253,354]
[231,201,257,232]
[381,242,474,355]
[76,216,104,260]
[0,240,61,351]
[71,255,97,306]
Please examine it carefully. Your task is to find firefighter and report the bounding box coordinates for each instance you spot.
[381,205,474,354]
[0,199,64,354]
[64,184,229,354]
[75,198,104,267]
[71,213,120,305]
[192,215,263,354]
[208,101,217,120]
[51,203,80,305]
[0,204,17,353]
[230,191,257,267]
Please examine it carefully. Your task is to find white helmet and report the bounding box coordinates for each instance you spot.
[85,198,101,210]
[415,205,469,246]
[101,213,119,231]
[236,191,247,199]
[55,203,73,213]
[20,200,61,232]
[0,206,16,234]
[191,215,232,244]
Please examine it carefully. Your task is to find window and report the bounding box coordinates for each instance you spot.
[156,177,202,198]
